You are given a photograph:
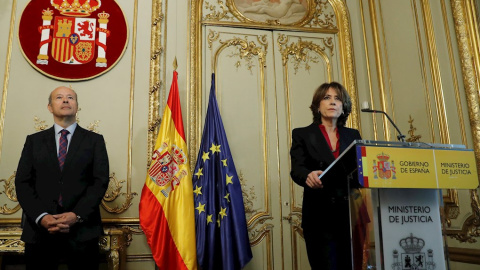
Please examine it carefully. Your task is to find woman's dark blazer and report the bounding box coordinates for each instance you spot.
[290,123,361,230]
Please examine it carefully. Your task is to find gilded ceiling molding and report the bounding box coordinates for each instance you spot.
[447,0,480,243]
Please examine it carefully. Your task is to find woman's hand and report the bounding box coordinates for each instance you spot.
[305,170,324,189]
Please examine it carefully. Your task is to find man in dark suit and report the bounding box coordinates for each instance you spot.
[15,86,109,270]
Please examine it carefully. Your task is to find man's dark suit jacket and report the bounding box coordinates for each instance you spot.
[290,123,361,230]
[15,125,109,243]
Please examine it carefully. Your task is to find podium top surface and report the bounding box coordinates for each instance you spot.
[321,140,479,189]
[356,140,467,150]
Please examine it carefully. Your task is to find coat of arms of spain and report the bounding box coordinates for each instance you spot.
[18,0,128,81]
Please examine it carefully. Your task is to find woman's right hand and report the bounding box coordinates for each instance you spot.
[305,170,323,189]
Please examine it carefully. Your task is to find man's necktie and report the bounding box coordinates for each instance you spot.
[58,129,69,206]
[58,129,69,171]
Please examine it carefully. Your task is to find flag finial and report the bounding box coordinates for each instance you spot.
[173,57,178,71]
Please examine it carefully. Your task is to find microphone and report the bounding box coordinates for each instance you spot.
[361,101,406,142]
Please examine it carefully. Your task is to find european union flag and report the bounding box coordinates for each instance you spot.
[193,73,253,270]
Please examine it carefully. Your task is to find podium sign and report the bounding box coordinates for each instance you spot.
[320,140,478,270]
[356,144,478,189]
[374,189,446,270]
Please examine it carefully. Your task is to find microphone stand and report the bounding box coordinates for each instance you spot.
[361,109,406,142]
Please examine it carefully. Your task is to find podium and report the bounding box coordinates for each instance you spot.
[319,140,479,270]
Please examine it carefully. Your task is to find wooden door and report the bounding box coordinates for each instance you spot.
[203,25,343,270]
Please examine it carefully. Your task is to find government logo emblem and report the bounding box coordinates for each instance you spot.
[391,234,436,270]
[18,0,128,80]
[373,152,397,179]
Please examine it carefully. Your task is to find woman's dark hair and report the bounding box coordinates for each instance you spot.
[309,82,352,127]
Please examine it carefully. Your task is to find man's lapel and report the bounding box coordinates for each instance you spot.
[45,126,61,173]
[63,125,86,172]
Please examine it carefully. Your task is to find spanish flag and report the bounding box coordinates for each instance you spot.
[139,71,197,269]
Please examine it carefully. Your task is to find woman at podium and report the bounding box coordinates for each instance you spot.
[290,82,361,270]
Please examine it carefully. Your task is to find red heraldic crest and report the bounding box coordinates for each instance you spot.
[373,152,396,180]
[18,0,128,80]
[52,17,96,64]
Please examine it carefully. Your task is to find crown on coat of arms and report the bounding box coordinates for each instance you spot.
[377,152,390,161]
[50,0,102,17]
[97,11,110,19]
[170,145,187,165]
[399,234,425,253]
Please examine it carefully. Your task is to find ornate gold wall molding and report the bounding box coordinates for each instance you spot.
[450,0,480,176]
[28,113,137,214]
[0,171,134,215]
[277,34,333,77]
[194,0,359,131]
[441,0,468,146]
[446,190,480,243]
[222,0,336,28]
[208,33,275,244]
[330,0,359,130]
[420,0,450,144]
[191,3,359,268]
[148,0,164,164]
[444,189,460,227]
[406,116,422,143]
[201,0,338,29]
[447,0,480,244]
[0,173,19,215]
[366,0,389,139]
[449,246,480,264]
[101,173,138,214]
[0,0,16,162]
[212,34,268,74]
[0,226,23,254]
